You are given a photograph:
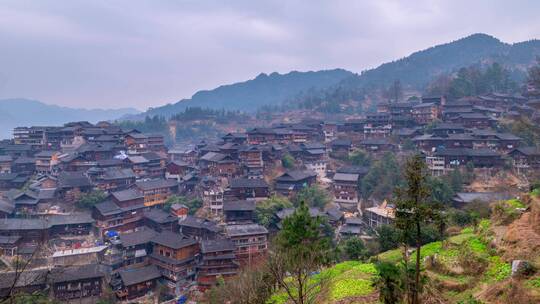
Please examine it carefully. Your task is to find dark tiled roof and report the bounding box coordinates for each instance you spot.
[58,171,92,189]
[143,209,177,224]
[337,166,369,175]
[0,155,13,162]
[126,155,148,164]
[135,179,178,191]
[151,230,197,249]
[119,265,161,286]
[35,150,57,158]
[179,216,221,232]
[13,156,35,164]
[119,229,158,247]
[331,139,352,146]
[94,200,122,216]
[0,269,48,289]
[230,178,269,188]
[50,264,104,283]
[276,207,325,220]
[200,152,228,162]
[223,200,255,212]
[510,147,540,156]
[0,218,48,230]
[361,138,393,145]
[325,208,344,221]
[0,199,14,214]
[0,235,20,244]
[47,213,94,226]
[101,168,136,180]
[275,170,317,183]
[141,152,164,161]
[112,188,143,202]
[333,173,359,182]
[225,223,268,237]
[201,238,236,253]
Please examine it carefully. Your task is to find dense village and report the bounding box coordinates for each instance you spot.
[0,89,539,303]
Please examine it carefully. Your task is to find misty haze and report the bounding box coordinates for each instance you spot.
[1,1,540,304]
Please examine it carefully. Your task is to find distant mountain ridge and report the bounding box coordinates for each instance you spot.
[342,33,540,89]
[134,69,354,118]
[0,98,140,139]
[133,33,540,119]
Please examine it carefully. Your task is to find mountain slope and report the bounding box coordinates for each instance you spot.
[138,69,354,117]
[0,98,140,139]
[343,33,540,89]
[133,34,540,119]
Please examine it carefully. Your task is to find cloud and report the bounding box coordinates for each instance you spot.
[0,0,538,110]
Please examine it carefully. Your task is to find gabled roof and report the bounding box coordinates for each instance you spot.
[57,171,92,189]
[151,230,197,249]
[50,264,104,283]
[360,138,393,145]
[325,208,344,222]
[223,200,255,212]
[201,238,236,253]
[141,152,164,161]
[13,156,35,164]
[223,132,247,139]
[200,152,229,162]
[101,168,136,180]
[333,173,360,182]
[0,269,48,289]
[454,113,491,119]
[435,148,500,157]
[301,142,325,150]
[336,166,370,175]
[275,170,317,183]
[230,178,269,188]
[119,228,158,247]
[331,139,352,146]
[126,155,149,164]
[111,188,143,202]
[0,155,13,162]
[34,150,57,158]
[509,147,540,156]
[276,207,325,220]
[47,213,94,226]
[0,199,15,214]
[225,223,268,237]
[119,265,161,286]
[143,209,177,224]
[135,179,177,191]
[179,216,221,232]
[94,200,122,216]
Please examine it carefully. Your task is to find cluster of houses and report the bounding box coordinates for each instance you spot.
[0,92,538,302]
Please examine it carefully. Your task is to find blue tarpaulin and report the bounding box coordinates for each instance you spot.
[105,230,118,238]
[177,295,187,304]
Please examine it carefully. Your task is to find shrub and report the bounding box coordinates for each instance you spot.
[457,242,487,275]
[485,256,511,282]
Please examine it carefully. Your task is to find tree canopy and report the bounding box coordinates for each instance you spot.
[293,185,331,209]
[76,190,106,209]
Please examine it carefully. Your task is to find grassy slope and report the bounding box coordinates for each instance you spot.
[269,195,540,303]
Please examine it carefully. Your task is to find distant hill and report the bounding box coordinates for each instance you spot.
[0,98,140,139]
[133,69,354,118]
[342,33,540,90]
[131,34,540,119]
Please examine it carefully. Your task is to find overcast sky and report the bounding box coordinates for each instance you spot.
[0,0,539,110]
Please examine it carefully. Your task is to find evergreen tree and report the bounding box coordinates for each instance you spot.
[268,202,333,304]
[395,155,440,304]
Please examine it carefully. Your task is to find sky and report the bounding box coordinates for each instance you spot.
[0,0,539,111]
